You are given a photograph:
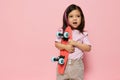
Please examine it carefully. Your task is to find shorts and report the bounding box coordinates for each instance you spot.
[57,58,84,80]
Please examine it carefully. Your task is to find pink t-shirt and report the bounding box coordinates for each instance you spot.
[55,28,91,60]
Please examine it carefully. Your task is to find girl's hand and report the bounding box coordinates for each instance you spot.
[68,39,77,47]
[65,44,75,53]
[69,39,91,52]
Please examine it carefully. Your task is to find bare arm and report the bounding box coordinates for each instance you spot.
[55,42,75,53]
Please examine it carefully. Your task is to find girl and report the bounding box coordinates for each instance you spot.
[55,4,91,80]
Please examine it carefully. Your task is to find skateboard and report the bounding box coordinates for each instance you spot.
[52,26,72,74]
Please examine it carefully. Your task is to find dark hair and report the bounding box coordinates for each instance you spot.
[62,4,85,33]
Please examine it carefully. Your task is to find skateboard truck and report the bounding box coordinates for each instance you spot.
[51,55,65,64]
[56,31,69,39]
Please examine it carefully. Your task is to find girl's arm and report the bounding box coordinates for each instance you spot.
[55,42,75,53]
[68,40,91,52]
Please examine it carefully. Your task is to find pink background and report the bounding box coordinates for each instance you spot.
[0,0,120,80]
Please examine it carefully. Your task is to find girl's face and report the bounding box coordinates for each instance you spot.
[68,9,81,29]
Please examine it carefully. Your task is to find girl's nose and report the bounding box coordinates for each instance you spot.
[73,17,77,20]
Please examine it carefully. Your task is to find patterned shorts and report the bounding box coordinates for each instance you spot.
[57,59,84,80]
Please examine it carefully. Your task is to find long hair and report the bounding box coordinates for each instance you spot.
[62,4,85,33]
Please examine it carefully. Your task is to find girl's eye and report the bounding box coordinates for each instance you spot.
[69,15,73,18]
[77,15,80,17]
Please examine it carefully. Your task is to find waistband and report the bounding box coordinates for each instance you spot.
[67,58,82,65]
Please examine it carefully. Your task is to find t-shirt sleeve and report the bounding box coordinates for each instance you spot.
[55,27,63,42]
[82,32,91,46]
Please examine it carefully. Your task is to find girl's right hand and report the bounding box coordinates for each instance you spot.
[65,44,75,53]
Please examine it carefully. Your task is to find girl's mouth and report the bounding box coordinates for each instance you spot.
[73,22,77,24]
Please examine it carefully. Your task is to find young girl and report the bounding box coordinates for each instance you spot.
[55,4,91,80]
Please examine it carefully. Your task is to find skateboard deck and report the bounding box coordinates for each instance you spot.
[58,26,72,74]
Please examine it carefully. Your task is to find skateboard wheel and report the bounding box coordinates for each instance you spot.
[56,32,63,38]
[51,57,56,62]
[64,32,69,38]
[58,58,64,64]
